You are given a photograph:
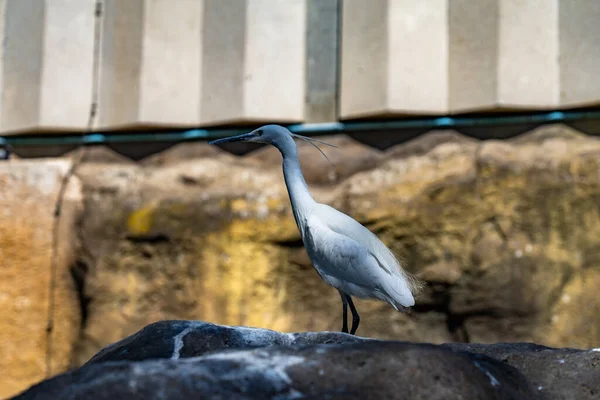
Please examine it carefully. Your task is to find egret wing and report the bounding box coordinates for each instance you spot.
[305,212,416,307]
[312,204,422,296]
[304,213,387,291]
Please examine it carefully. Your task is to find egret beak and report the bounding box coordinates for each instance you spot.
[208,132,257,145]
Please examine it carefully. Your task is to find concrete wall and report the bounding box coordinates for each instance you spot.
[0,0,598,134]
[341,0,600,117]
[0,0,95,133]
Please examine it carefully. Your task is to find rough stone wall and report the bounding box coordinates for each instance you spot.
[1,124,600,397]
[73,124,600,362]
[0,161,81,399]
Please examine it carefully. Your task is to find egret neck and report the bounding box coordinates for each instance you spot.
[280,145,315,234]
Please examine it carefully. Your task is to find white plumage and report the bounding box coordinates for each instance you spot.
[305,205,419,310]
[210,124,422,334]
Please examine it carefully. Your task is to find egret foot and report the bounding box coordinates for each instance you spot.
[346,294,360,335]
[339,291,360,335]
[340,291,349,333]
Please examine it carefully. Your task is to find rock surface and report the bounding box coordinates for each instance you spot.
[83,320,372,365]
[0,160,82,399]
[14,321,600,400]
[442,342,600,400]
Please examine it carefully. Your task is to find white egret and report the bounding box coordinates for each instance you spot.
[209,125,422,335]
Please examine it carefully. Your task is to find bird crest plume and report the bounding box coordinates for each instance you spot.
[291,133,336,167]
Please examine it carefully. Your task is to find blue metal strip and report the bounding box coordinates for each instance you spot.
[1,110,599,147]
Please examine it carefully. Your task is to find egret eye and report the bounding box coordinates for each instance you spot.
[256,129,263,136]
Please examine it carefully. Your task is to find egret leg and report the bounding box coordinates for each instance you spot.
[345,295,360,335]
[339,291,349,333]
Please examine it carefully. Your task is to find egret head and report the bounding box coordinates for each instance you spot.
[208,125,293,146]
[209,124,336,162]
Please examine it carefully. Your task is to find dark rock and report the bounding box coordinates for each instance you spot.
[82,321,600,400]
[17,320,600,399]
[16,337,536,399]
[84,320,372,365]
[443,343,600,400]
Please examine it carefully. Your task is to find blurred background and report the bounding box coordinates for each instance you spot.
[1,0,600,397]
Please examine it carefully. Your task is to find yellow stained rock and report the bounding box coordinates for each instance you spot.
[200,229,292,331]
[545,269,600,349]
[0,161,81,399]
[127,204,156,235]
